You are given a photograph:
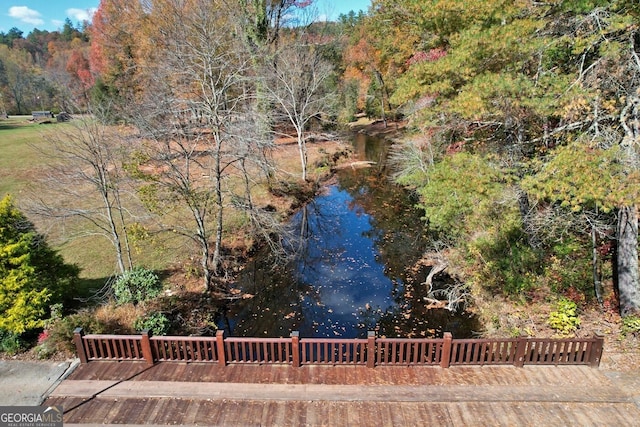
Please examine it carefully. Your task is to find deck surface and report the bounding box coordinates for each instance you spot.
[46,361,640,426]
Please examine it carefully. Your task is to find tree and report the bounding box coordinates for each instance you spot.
[127,0,275,292]
[60,18,78,42]
[0,28,24,47]
[0,195,78,334]
[239,0,321,180]
[243,0,310,49]
[414,152,509,241]
[267,36,336,181]
[0,58,7,114]
[89,0,147,108]
[370,0,640,312]
[546,3,640,315]
[616,93,640,315]
[1,46,32,114]
[27,115,137,275]
[523,141,639,301]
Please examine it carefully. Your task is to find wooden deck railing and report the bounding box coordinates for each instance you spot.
[224,336,291,364]
[77,333,146,362]
[73,328,604,368]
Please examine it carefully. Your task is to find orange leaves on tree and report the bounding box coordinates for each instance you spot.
[66,50,94,91]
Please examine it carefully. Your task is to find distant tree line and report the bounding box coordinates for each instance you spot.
[0,18,91,114]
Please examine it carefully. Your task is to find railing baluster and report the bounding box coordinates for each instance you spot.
[556,341,565,364]
[580,340,589,363]
[180,340,186,361]
[566,340,574,363]
[490,342,498,364]
[568,341,577,363]
[194,340,201,361]
[115,339,122,359]
[450,341,459,365]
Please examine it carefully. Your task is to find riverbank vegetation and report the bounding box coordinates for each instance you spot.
[1,0,639,357]
[357,0,640,347]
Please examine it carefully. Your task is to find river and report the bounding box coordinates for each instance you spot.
[217,133,480,339]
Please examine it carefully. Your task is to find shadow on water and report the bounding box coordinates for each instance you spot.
[218,133,480,339]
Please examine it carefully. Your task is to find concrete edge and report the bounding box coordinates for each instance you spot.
[41,358,81,404]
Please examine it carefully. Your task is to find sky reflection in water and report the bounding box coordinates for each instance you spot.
[290,185,398,336]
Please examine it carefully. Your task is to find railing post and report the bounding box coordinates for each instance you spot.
[366,331,376,368]
[216,330,226,366]
[514,336,527,367]
[440,332,452,368]
[140,330,154,366]
[291,331,300,367]
[73,327,88,364]
[590,333,605,368]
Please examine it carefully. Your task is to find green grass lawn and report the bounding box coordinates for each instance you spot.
[0,116,57,197]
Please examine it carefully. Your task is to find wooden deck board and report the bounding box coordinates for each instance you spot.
[54,398,640,426]
[48,361,640,426]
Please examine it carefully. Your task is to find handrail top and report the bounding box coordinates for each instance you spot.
[83,334,600,344]
[520,337,600,342]
[84,334,141,339]
[150,335,217,342]
[300,337,368,343]
[448,337,599,343]
[225,337,291,342]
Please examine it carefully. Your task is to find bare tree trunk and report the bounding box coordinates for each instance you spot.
[212,175,224,284]
[113,189,134,271]
[99,184,126,274]
[374,70,387,128]
[97,152,134,274]
[591,223,603,306]
[617,206,640,316]
[297,130,308,181]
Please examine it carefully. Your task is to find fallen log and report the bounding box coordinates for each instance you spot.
[332,161,377,171]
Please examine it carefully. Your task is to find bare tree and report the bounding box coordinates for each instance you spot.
[26,113,137,274]
[266,38,336,181]
[129,0,276,292]
[389,132,437,185]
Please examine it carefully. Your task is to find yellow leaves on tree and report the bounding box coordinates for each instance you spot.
[0,196,78,334]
